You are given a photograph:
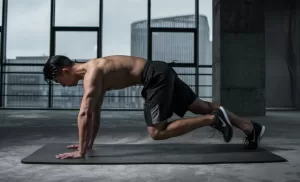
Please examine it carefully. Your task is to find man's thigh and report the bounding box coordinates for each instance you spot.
[171,75,198,118]
[143,70,175,126]
[144,100,173,126]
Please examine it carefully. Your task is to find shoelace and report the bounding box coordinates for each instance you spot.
[243,137,249,144]
[244,126,255,145]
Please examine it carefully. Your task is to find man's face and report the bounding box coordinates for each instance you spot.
[54,68,78,87]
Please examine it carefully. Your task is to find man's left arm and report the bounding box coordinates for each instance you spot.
[77,68,105,156]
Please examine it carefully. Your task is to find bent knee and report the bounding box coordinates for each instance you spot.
[147,120,168,140]
[147,127,160,140]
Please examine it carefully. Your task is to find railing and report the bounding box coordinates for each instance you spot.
[0,64,212,110]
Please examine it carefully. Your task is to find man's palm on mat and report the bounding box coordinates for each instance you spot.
[55,144,93,159]
[55,151,83,159]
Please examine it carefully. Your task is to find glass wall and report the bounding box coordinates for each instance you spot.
[149,0,213,102]
[0,0,213,109]
[3,0,50,108]
[53,31,98,108]
[199,0,213,102]
[54,0,99,27]
[0,0,2,25]
[51,0,100,109]
[0,0,2,107]
[102,0,147,109]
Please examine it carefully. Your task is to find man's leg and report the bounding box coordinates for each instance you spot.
[142,62,232,142]
[147,108,232,142]
[166,70,265,150]
[188,99,253,134]
[188,98,266,149]
[147,115,214,140]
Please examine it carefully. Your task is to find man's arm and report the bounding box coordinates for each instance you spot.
[77,68,105,156]
[88,101,102,148]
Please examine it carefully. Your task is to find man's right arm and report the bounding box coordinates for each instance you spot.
[70,98,103,150]
[89,101,102,148]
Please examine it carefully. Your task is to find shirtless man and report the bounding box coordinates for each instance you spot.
[43,55,266,159]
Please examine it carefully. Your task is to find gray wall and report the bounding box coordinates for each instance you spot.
[265,0,294,108]
[213,0,265,116]
[213,0,300,112]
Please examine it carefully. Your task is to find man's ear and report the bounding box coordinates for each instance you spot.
[61,67,70,73]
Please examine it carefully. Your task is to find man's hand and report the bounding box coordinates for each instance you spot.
[55,151,83,160]
[66,143,93,150]
[66,144,79,149]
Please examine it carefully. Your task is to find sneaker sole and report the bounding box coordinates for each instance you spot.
[219,106,233,127]
[258,125,265,145]
[219,106,233,142]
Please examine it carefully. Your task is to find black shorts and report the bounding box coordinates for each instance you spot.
[141,60,198,126]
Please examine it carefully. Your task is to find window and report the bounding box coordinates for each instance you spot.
[3,66,48,107]
[0,0,213,109]
[0,0,3,26]
[55,0,100,27]
[4,0,50,108]
[102,0,147,109]
[152,32,194,63]
[55,32,98,60]
[52,32,98,109]
[151,0,196,28]
[6,0,50,61]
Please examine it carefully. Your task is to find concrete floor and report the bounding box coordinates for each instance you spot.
[0,110,299,182]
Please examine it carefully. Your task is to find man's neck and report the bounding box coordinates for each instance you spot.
[72,63,87,79]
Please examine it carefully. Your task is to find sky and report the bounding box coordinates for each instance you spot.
[0,0,212,59]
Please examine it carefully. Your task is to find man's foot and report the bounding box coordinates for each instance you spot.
[243,121,266,150]
[211,106,233,143]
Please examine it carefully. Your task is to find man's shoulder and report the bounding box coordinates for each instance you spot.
[88,57,106,63]
[83,65,105,85]
[86,58,107,70]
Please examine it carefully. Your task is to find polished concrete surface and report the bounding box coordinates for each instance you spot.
[0,110,300,182]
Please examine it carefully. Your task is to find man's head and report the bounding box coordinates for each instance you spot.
[43,55,79,87]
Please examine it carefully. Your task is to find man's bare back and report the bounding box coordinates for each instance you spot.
[85,55,147,91]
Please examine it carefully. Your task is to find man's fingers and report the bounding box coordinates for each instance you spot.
[56,153,68,159]
[55,151,83,160]
[56,154,66,159]
[55,152,76,159]
[55,154,63,158]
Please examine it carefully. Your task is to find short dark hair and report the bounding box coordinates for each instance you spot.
[43,55,75,83]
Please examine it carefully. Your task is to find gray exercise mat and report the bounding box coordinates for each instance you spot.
[21,143,287,165]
